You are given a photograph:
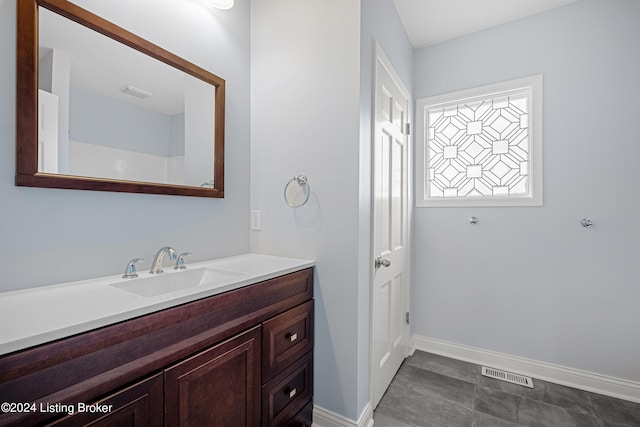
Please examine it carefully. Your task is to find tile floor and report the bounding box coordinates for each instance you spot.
[374,351,640,427]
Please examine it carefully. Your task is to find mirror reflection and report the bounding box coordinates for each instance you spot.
[38,7,216,188]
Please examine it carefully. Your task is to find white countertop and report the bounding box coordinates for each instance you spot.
[0,253,314,356]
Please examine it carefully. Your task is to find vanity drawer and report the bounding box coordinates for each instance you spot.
[262,300,314,382]
[262,352,313,427]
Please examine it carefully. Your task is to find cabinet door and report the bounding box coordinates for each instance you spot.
[46,373,163,427]
[164,327,261,427]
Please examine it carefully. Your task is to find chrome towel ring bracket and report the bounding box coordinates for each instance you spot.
[284,174,311,208]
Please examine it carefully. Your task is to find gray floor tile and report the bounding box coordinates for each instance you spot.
[376,382,424,424]
[600,420,640,427]
[539,381,596,416]
[474,385,522,423]
[517,397,603,427]
[373,412,415,427]
[538,405,603,427]
[377,382,474,427]
[406,350,480,384]
[376,351,639,427]
[393,363,475,410]
[589,392,640,426]
[516,399,549,427]
[473,411,526,427]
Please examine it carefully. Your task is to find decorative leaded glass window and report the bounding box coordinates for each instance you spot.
[416,75,543,207]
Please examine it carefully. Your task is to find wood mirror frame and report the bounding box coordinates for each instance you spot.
[16,0,225,198]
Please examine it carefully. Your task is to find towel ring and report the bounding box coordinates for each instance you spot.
[284,174,311,208]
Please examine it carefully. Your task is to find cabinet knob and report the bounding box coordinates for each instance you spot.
[285,388,297,399]
[287,333,298,342]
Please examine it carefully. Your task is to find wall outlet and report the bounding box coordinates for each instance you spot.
[250,210,261,231]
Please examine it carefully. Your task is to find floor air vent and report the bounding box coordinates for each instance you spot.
[481,367,534,388]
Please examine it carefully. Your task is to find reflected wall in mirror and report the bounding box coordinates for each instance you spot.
[16,0,225,197]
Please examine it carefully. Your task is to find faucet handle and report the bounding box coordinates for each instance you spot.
[174,252,192,270]
[123,258,144,279]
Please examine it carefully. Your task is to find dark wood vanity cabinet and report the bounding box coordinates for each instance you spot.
[46,374,164,427]
[0,268,314,427]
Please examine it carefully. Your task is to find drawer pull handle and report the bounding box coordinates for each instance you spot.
[286,388,297,399]
[287,333,298,342]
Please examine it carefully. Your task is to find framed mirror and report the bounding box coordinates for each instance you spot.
[16,0,225,197]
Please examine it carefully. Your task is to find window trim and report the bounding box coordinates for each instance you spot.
[416,75,543,207]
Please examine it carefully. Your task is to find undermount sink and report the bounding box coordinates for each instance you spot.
[110,267,246,297]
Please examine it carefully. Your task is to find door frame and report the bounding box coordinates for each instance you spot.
[368,40,413,409]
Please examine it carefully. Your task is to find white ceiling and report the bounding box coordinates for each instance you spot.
[41,0,582,112]
[392,0,580,49]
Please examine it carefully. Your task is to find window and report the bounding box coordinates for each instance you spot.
[416,75,542,207]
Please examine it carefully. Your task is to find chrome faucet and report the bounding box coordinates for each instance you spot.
[123,258,144,279]
[149,246,178,274]
[174,252,192,270]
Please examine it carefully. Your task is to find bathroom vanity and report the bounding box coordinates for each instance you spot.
[0,255,314,427]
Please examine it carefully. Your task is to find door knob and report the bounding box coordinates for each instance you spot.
[375,256,391,269]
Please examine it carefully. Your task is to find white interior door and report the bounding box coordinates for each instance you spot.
[38,89,59,174]
[371,44,411,408]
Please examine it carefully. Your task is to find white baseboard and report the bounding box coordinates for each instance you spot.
[313,402,373,427]
[412,334,640,404]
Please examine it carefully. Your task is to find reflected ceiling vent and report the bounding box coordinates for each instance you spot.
[120,85,152,99]
[209,0,234,10]
[481,367,534,388]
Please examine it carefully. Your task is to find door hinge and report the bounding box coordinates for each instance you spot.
[405,312,410,325]
[405,123,411,135]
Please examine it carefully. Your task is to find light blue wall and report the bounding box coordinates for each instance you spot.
[251,0,412,421]
[70,86,174,156]
[251,1,362,419]
[412,0,640,382]
[0,0,251,291]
